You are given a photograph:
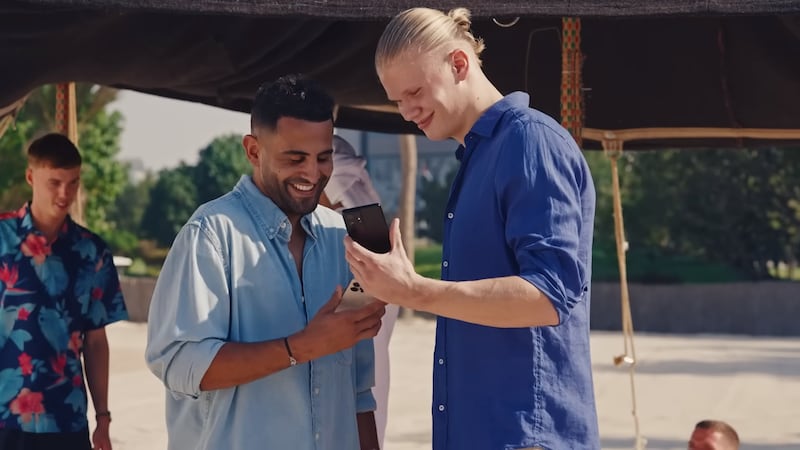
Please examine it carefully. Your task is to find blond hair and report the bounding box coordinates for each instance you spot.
[375,7,485,69]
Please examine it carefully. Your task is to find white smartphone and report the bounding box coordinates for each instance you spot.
[336,279,375,312]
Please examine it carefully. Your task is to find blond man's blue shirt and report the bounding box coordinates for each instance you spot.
[145,176,375,450]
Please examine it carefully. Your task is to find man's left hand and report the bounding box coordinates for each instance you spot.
[92,418,112,450]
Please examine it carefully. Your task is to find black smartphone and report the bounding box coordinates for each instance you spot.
[342,203,391,254]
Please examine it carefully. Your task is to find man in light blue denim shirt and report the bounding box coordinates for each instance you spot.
[145,75,385,450]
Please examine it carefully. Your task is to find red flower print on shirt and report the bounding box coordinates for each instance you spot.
[17,308,29,321]
[68,331,83,355]
[72,374,83,387]
[91,287,103,301]
[10,388,45,423]
[51,353,67,377]
[0,210,20,221]
[18,353,33,376]
[0,263,19,289]
[20,233,51,265]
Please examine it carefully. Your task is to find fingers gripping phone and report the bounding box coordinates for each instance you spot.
[342,203,391,254]
[337,203,391,312]
[337,279,374,312]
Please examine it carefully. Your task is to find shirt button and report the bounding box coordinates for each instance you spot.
[442,261,449,268]
[438,358,444,365]
[438,404,445,412]
[280,222,286,229]
[315,432,320,440]
[447,212,454,219]
[314,388,320,395]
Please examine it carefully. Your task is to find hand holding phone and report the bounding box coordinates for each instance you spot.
[336,279,376,312]
[342,203,391,254]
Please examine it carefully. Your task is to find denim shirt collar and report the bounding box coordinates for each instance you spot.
[455,92,530,161]
[234,175,318,242]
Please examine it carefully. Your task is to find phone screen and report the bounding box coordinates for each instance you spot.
[342,203,391,254]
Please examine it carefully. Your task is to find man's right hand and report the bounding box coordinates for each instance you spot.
[289,286,385,363]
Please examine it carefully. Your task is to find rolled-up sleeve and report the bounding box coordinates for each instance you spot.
[497,123,589,324]
[353,337,376,413]
[145,219,230,398]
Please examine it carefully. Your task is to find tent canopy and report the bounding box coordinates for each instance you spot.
[1,0,799,148]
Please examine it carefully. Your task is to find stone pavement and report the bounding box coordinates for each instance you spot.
[96,319,800,449]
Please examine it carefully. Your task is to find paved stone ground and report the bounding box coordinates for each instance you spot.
[96,319,800,450]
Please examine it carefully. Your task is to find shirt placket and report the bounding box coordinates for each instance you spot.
[434,134,478,450]
[300,231,323,448]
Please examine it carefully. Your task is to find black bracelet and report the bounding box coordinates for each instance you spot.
[283,337,297,366]
[95,411,111,421]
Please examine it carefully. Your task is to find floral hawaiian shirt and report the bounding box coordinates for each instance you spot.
[0,203,128,433]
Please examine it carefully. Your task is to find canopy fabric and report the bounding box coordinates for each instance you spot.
[19,0,800,18]
[1,1,799,148]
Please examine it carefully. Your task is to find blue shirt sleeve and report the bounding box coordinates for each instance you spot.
[495,120,590,324]
[87,242,129,329]
[145,219,228,399]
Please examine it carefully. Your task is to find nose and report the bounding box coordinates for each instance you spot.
[298,159,324,183]
[398,102,419,122]
[58,183,70,199]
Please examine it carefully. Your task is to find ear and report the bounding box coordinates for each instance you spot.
[450,48,470,81]
[25,167,33,186]
[242,134,260,166]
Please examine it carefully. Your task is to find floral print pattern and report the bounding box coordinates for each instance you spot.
[0,203,128,432]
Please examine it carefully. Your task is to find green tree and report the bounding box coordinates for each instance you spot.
[621,148,800,280]
[141,164,198,247]
[194,134,248,204]
[79,109,127,235]
[0,118,34,210]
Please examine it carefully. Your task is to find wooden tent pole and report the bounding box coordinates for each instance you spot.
[55,82,84,224]
[583,127,800,143]
[398,134,417,319]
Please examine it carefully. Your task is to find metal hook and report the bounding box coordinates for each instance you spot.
[492,17,520,28]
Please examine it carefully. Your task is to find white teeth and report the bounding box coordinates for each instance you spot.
[292,184,314,192]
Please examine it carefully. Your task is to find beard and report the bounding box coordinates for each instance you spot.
[259,172,329,219]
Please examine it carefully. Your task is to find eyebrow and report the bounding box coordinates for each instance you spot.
[283,149,334,156]
[388,87,420,103]
[48,176,81,183]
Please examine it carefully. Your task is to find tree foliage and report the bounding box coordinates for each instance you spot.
[140,164,198,247]
[603,148,800,280]
[194,134,249,204]
[139,134,247,247]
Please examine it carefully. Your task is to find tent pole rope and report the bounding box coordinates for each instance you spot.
[603,139,645,450]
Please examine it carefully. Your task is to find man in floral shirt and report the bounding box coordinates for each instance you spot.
[0,133,128,450]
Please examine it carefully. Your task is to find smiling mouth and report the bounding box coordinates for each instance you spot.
[416,113,433,130]
[290,183,316,195]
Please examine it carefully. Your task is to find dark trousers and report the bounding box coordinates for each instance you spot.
[0,428,90,450]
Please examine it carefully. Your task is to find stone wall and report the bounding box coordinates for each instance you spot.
[121,276,800,336]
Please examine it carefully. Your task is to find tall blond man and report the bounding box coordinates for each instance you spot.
[344,8,599,450]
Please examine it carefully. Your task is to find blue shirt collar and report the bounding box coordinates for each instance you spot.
[18,202,75,240]
[234,175,318,241]
[456,91,530,160]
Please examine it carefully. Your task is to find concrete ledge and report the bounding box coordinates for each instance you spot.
[121,276,800,335]
[591,281,800,336]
